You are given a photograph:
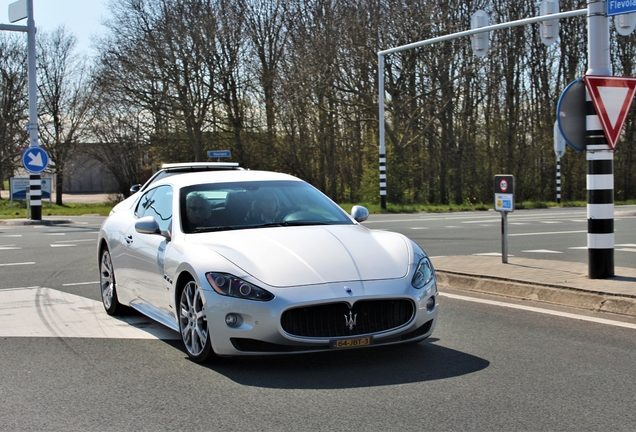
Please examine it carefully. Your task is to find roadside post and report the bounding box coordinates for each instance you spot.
[553,121,566,204]
[494,175,514,264]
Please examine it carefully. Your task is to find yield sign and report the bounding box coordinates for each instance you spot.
[583,75,636,150]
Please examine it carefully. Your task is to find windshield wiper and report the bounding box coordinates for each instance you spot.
[191,226,237,233]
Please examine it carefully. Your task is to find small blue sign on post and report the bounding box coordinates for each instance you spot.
[207,150,231,158]
[22,147,49,173]
[607,0,636,16]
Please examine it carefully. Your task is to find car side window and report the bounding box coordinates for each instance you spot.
[136,185,173,232]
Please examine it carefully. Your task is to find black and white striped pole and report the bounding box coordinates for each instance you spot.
[378,53,387,209]
[585,1,613,279]
[553,121,565,204]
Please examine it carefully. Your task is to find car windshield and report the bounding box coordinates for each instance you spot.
[180,180,354,233]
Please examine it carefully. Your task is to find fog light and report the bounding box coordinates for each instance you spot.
[426,296,435,311]
[225,313,240,327]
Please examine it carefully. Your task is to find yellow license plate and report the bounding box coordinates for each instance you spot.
[331,336,372,349]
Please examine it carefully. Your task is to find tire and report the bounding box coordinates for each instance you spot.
[100,247,124,316]
[178,279,215,363]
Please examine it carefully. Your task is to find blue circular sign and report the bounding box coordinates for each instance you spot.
[22,147,49,173]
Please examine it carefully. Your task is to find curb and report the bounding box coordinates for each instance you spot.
[0,219,74,226]
[436,271,636,318]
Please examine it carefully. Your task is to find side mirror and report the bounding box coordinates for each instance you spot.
[351,205,369,223]
[135,216,161,235]
[130,184,141,193]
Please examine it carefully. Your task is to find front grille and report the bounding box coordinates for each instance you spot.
[281,299,414,338]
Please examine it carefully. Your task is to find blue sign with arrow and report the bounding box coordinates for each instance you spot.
[22,147,49,173]
[607,0,636,16]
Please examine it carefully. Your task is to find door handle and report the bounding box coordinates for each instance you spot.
[125,235,133,245]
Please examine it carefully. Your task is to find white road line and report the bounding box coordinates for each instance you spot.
[540,221,561,224]
[2,235,22,238]
[617,244,636,247]
[0,287,179,339]
[50,244,77,248]
[0,262,35,267]
[0,246,21,250]
[472,252,515,257]
[510,230,587,237]
[440,292,636,329]
[45,233,65,236]
[62,281,99,286]
[522,249,563,254]
[617,248,636,253]
[569,246,588,250]
[55,239,95,243]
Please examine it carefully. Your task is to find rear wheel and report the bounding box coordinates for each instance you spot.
[179,279,215,363]
[100,247,124,315]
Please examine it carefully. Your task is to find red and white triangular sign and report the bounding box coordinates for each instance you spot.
[583,75,636,150]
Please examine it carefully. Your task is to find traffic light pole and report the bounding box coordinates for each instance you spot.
[0,0,41,220]
[586,1,614,278]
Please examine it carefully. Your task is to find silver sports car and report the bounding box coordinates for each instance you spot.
[98,169,438,362]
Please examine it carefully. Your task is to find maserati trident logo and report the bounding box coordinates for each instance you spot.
[344,310,357,330]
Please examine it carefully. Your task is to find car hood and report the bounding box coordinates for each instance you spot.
[188,225,411,287]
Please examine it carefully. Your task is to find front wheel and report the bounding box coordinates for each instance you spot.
[100,247,124,315]
[179,280,215,363]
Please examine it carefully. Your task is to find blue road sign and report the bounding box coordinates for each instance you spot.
[607,0,636,16]
[207,150,231,158]
[557,78,586,152]
[22,147,49,173]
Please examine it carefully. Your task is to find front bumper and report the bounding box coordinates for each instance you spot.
[202,278,439,356]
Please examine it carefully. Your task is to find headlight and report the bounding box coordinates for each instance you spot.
[206,272,274,301]
[411,257,435,289]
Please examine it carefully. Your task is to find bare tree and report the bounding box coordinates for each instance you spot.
[37,27,94,205]
[0,34,28,196]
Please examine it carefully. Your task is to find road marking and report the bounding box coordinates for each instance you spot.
[522,249,563,254]
[0,262,35,267]
[0,287,179,339]
[410,227,428,230]
[472,252,515,257]
[440,292,636,329]
[62,281,99,286]
[50,244,77,248]
[45,233,65,236]
[569,246,588,250]
[0,245,21,250]
[510,230,586,237]
[55,238,97,243]
[2,235,22,238]
[617,248,636,253]
[540,221,561,224]
[617,244,636,247]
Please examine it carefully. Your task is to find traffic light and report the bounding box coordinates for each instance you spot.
[471,10,489,57]
[540,0,559,46]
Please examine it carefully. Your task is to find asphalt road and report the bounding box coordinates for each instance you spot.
[1,210,635,431]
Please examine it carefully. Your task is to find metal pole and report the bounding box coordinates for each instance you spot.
[26,0,41,220]
[501,212,508,264]
[378,53,387,209]
[586,0,614,278]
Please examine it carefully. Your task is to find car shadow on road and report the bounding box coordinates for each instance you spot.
[204,339,489,389]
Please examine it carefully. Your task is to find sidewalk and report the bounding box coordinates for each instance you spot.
[432,255,636,317]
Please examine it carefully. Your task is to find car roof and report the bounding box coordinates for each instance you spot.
[150,169,303,189]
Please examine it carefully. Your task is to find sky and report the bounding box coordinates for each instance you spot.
[0,0,110,56]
